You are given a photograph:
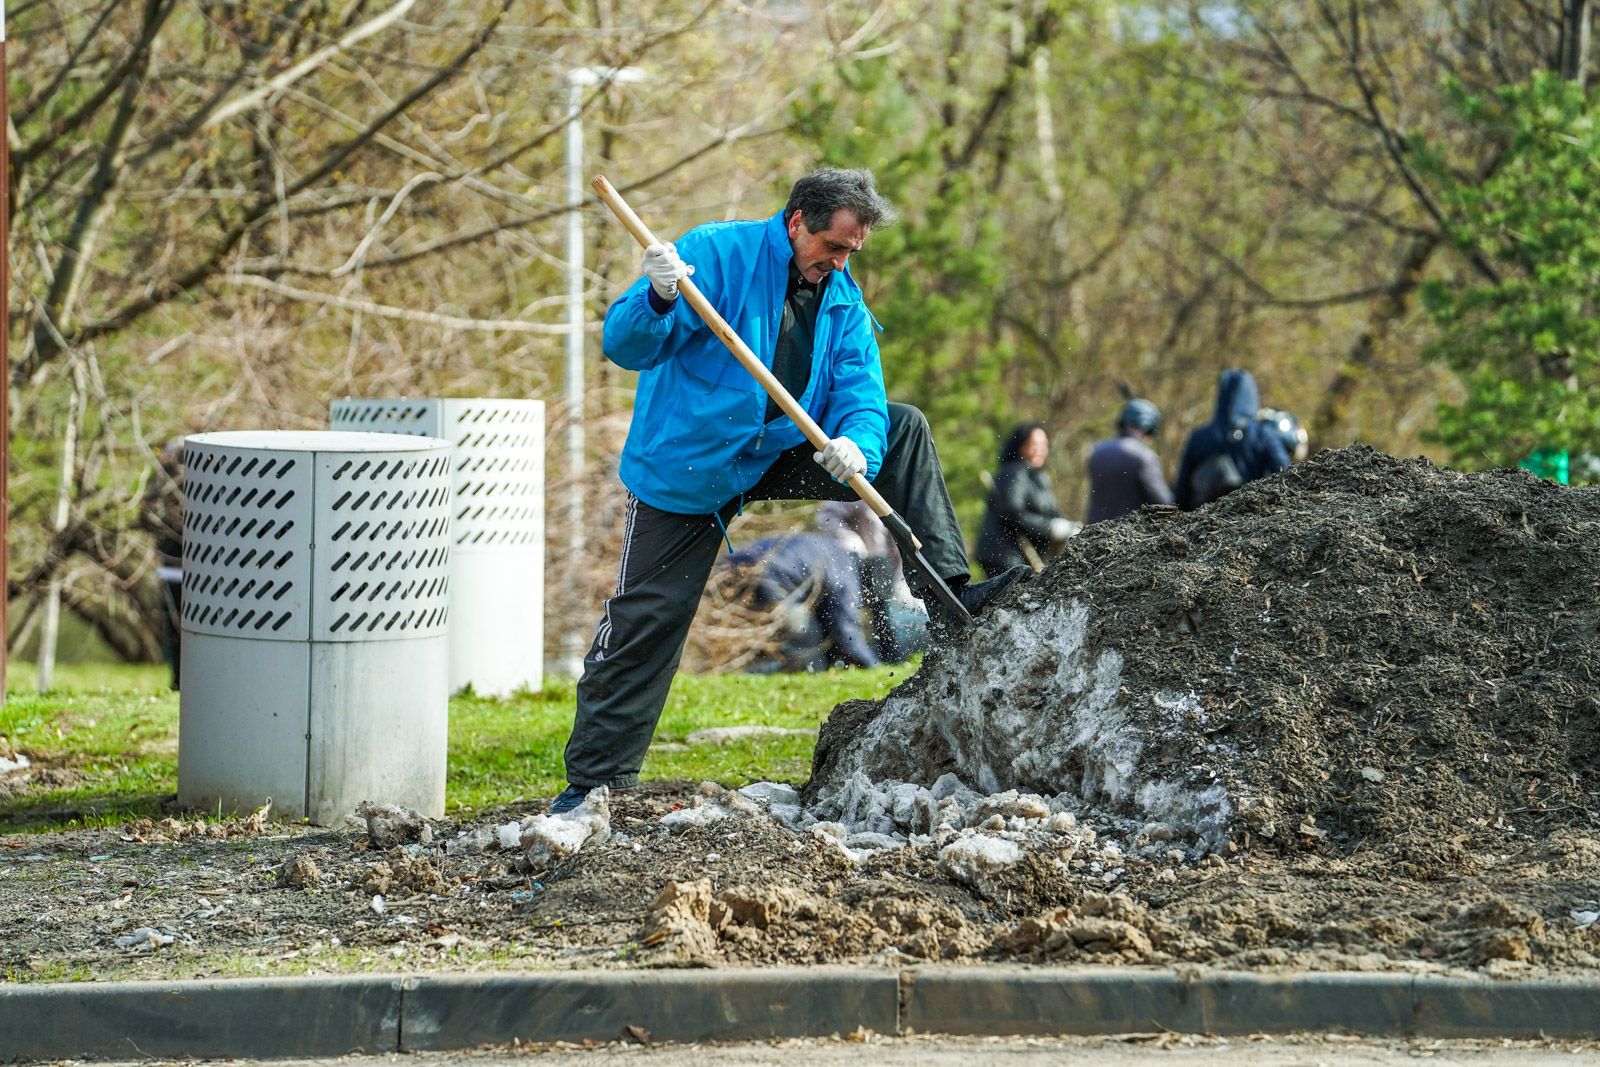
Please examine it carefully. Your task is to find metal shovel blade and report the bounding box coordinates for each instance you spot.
[879,511,973,628]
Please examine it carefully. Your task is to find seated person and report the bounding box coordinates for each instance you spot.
[722,532,880,673]
[814,499,925,661]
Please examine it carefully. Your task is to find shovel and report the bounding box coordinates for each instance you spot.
[591,174,973,628]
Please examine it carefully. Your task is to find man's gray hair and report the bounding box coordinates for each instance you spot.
[784,167,898,232]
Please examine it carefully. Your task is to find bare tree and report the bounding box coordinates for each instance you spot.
[1187,0,1583,442]
[5,0,914,667]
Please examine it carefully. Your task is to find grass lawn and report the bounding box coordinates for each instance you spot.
[0,660,909,833]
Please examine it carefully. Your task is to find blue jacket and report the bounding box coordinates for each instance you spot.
[602,213,889,515]
[1174,370,1291,510]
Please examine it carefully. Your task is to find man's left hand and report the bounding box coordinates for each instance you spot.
[814,436,867,482]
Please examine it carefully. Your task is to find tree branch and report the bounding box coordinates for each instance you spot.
[42,0,512,366]
[221,273,578,334]
[14,0,178,171]
[15,0,121,128]
[24,0,167,379]
[202,0,421,130]
[128,0,320,165]
[1321,0,1501,283]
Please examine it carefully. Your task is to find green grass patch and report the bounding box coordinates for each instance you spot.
[1,662,179,830]
[1,661,908,832]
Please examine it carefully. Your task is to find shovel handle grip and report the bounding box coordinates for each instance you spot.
[591,175,915,545]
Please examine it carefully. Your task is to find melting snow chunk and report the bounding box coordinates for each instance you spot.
[937,834,1024,885]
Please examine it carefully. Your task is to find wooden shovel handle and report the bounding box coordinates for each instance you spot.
[591,175,911,540]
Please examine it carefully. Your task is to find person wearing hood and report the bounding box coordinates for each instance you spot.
[975,423,1074,577]
[1174,369,1292,510]
[1085,398,1173,524]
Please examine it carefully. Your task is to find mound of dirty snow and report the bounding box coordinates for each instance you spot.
[807,447,1600,864]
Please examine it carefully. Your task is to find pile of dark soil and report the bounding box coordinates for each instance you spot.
[811,447,1600,866]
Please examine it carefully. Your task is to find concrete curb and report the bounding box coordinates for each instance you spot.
[0,975,402,1061]
[3,967,1598,1061]
[400,967,898,1050]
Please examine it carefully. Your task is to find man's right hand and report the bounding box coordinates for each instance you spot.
[642,243,694,302]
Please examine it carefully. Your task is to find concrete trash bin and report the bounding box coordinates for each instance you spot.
[330,398,545,696]
[177,430,453,823]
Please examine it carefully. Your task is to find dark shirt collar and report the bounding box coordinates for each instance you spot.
[788,259,823,296]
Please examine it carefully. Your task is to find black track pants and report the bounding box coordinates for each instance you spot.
[562,402,967,789]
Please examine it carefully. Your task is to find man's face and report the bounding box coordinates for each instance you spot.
[787,208,869,284]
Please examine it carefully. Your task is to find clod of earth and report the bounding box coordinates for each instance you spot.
[356,801,432,849]
[359,848,455,896]
[276,854,321,889]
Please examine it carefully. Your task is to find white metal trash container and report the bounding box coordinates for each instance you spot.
[330,398,545,696]
[177,430,454,824]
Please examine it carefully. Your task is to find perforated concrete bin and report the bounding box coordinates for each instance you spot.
[330,399,545,696]
[177,430,453,823]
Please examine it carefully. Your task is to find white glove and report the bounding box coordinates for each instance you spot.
[1049,518,1075,541]
[642,242,693,301]
[814,436,867,482]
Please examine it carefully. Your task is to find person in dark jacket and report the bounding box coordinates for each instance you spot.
[1173,370,1292,511]
[975,423,1073,577]
[814,500,924,663]
[1257,408,1310,463]
[1085,398,1173,524]
[724,533,879,672]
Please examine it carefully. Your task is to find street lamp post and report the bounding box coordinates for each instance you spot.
[562,65,643,675]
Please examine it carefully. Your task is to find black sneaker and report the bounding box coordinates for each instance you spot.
[548,785,588,814]
[928,565,1032,640]
[958,564,1032,617]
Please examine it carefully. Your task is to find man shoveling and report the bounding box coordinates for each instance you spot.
[549,168,1027,813]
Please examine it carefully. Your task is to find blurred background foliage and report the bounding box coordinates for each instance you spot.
[4,0,1595,668]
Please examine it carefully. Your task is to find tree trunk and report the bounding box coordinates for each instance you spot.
[1313,234,1442,442]
[37,355,87,691]
[1562,0,1592,84]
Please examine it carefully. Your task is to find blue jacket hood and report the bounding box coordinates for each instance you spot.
[1211,369,1260,429]
[1173,368,1289,509]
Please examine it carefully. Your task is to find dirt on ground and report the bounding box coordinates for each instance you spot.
[1,448,1598,983]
